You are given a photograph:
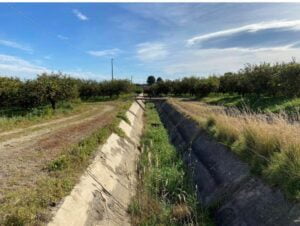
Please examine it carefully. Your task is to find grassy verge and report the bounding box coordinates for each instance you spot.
[171,99,300,201]
[0,100,132,226]
[129,103,213,226]
[0,99,86,132]
[198,93,300,114]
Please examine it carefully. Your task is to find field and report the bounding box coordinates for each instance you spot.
[0,99,132,225]
[169,98,300,201]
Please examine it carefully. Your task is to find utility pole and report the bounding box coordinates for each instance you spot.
[111,58,114,81]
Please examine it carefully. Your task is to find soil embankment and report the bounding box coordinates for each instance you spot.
[48,99,144,226]
[155,100,300,226]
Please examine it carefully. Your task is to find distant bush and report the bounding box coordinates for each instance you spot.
[78,79,135,99]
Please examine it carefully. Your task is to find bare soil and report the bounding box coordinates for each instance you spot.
[0,103,117,200]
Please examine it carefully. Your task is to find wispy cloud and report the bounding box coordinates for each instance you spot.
[162,46,300,76]
[0,54,107,80]
[73,9,89,21]
[87,48,121,57]
[0,54,49,78]
[57,34,69,40]
[63,69,108,81]
[136,42,168,62]
[187,20,300,46]
[0,39,33,53]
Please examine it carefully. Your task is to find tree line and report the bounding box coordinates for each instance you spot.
[0,73,136,110]
[146,60,300,98]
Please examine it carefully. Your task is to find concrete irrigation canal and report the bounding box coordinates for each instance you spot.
[49,97,299,226]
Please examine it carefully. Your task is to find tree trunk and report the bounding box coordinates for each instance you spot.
[50,99,56,110]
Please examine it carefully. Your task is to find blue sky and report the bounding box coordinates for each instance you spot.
[1,3,300,83]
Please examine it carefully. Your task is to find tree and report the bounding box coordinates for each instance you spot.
[157,77,163,83]
[195,76,219,97]
[0,77,22,108]
[147,75,156,86]
[36,73,78,109]
[19,80,42,109]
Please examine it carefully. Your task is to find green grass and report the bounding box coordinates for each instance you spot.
[0,94,135,132]
[129,103,213,226]
[0,99,81,118]
[0,100,132,226]
[199,93,300,114]
[0,99,83,132]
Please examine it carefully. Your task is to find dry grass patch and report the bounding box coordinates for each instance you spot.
[170,99,300,201]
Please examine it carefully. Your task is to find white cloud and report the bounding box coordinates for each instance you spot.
[73,9,89,21]
[162,47,300,76]
[57,34,69,40]
[0,54,108,81]
[122,4,214,27]
[136,42,168,62]
[0,39,33,53]
[0,54,49,78]
[187,20,300,46]
[87,48,121,57]
[64,70,108,81]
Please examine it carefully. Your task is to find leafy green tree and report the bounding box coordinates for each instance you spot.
[280,63,300,97]
[147,76,156,86]
[36,73,78,109]
[0,77,22,108]
[78,80,99,99]
[195,76,219,97]
[157,77,163,83]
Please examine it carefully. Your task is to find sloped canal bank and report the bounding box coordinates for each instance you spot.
[155,100,299,226]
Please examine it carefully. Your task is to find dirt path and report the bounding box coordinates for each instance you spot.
[0,104,116,199]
